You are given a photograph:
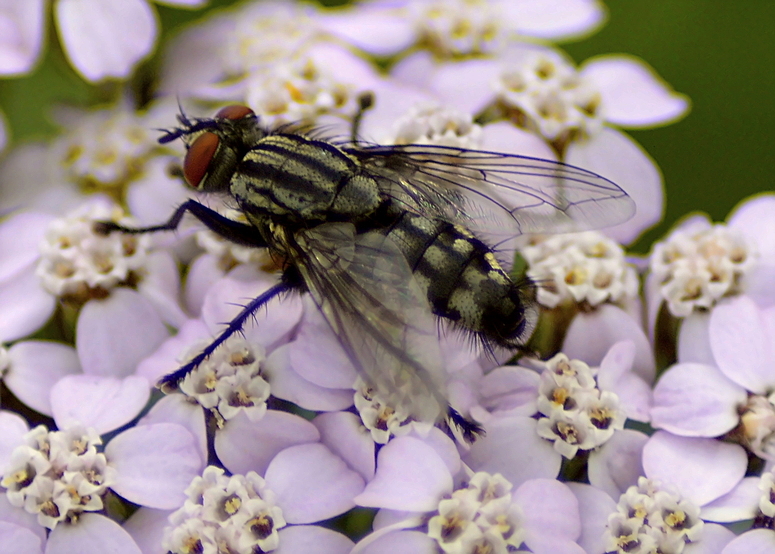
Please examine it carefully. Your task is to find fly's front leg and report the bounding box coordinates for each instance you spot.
[93,199,267,248]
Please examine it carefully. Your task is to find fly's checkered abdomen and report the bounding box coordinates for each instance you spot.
[385,212,534,348]
[231,134,381,222]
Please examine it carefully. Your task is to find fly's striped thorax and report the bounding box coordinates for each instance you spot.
[385,212,534,348]
[230,134,381,223]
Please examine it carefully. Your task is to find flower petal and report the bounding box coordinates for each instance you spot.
[499,0,605,40]
[51,374,150,434]
[710,296,775,393]
[587,429,648,499]
[0,521,42,554]
[266,443,365,524]
[0,0,44,75]
[106,423,202,509]
[0,212,52,282]
[651,363,747,437]
[567,483,617,554]
[0,264,55,342]
[581,56,690,127]
[566,128,664,244]
[0,411,29,475]
[215,410,319,476]
[46,513,141,554]
[643,431,747,506]
[314,411,375,483]
[719,528,775,554]
[701,477,761,523]
[463,415,561,487]
[77,288,169,377]
[55,0,156,82]
[277,525,354,554]
[355,436,451,512]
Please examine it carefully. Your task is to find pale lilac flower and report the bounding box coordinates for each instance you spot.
[319,0,606,57]
[0,0,206,84]
[400,43,688,244]
[651,295,775,461]
[721,529,775,554]
[643,431,752,524]
[466,346,649,495]
[155,447,361,553]
[570,478,738,554]
[0,419,201,552]
[0,99,189,218]
[353,435,582,553]
[645,194,775,343]
[0,198,181,349]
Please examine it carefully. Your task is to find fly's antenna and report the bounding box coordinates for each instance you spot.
[351,91,375,144]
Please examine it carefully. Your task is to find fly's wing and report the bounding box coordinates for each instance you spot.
[345,144,635,243]
[294,222,448,424]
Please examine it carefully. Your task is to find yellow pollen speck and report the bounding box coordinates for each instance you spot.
[665,510,686,528]
[284,82,305,103]
[681,278,704,301]
[593,271,612,288]
[556,421,579,443]
[55,262,76,278]
[565,266,588,285]
[224,495,241,515]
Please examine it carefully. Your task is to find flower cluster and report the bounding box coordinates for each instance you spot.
[1,426,113,530]
[604,478,704,554]
[163,466,285,554]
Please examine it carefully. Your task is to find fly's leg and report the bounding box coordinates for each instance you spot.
[350,91,375,143]
[159,282,291,391]
[93,199,268,248]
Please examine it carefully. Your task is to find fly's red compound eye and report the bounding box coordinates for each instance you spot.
[215,105,255,120]
[183,132,219,189]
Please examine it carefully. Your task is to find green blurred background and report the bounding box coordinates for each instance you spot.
[0,0,772,253]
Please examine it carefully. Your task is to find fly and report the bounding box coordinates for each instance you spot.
[95,103,635,435]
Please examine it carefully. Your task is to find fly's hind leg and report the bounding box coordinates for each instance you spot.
[93,199,268,248]
[158,282,292,392]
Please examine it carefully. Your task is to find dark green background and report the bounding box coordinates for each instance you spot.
[1,0,772,252]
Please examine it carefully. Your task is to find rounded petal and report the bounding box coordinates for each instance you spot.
[587,429,648,499]
[46,513,141,553]
[720,528,775,554]
[566,128,663,244]
[6,341,80,416]
[135,318,209,383]
[710,296,775,393]
[463,415,561,487]
[0,264,55,342]
[276,525,354,554]
[564,304,655,383]
[314,411,375,482]
[566,483,617,554]
[355,436,452,512]
[0,411,29,475]
[581,55,690,127]
[51,375,150,434]
[266,443,365,524]
[55,0,157,82]
[514,479,581,552]
[123,507,174,554]
[106,423,202,509]
[77,288,170,377]
[428,57,502,115]
[0,521,42,554]
[0,0,44,75]
[650,363,746,437]
[643,431,747,506]
[140,393,207,462]
[136,251,187,327]
[677,311,715,365]
[701,477,761,523]
[266,343,355,412]
[319,9,414,56]
[184,254,226,316]
[481,122,558,159]
[352,529,437,554]
[596,340,652,422]
[728,193,775,260]
[0,211,52,282]
[498,0,605,40]
[215,410,319,476]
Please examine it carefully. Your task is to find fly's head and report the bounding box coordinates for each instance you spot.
[159,105,266,193]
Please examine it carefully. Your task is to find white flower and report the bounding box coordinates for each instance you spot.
[0,0,206,83]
